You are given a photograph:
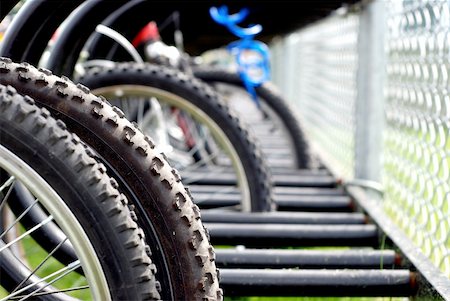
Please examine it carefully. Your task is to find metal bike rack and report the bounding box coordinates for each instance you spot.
[184,170,337,187]
[203,142,417,297]
[206,223,379,247]
[192,185,354,211]
[201,210,366,224]
[215,248,400,269]
[219,269,415,297]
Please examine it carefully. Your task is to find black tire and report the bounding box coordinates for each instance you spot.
[193,67,311,169]
[77,62,274,213]
[0,84,160,300]
[0,57,222,300]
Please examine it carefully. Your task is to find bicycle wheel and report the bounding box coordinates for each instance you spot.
[0,57,222,300]
[0,84,159,300]
[77,62,274,213]
[193,67,311,169]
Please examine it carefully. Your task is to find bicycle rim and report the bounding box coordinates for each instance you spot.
[0,144,110,301]
[92,84,252,211]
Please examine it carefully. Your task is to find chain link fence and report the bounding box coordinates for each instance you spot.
[271,12,360,180]
[384,0,450,277]
[270,0,449,282]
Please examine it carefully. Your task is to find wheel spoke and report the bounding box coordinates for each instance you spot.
[0,198,39,240]
[8,285,89,300]
[0,176,15,192]
[11,237,69,294]
[0,215,54,253]
[0,260,81,301]
[16,260,82,301]
[0,177,16,212]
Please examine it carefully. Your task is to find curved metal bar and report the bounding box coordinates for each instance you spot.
[82,0,147,61]
[94,24,144,63]
[0,0,82,65]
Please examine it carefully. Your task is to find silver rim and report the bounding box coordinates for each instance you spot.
[92,85,252,212]
[0,144,111,301]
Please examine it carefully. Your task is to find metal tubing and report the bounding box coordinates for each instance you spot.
[188,185,345,196]
[275,195,353,212]
[194,192,240,209]
[219,269,416,297]
[206,223,378,247]
[82,1,150,60]
[194,192,353,211]
[201,210,366,224]
[186,166,331,177]
[183,171,337,187]
[266,158,299,167]
[273,174,337,187]
[273,186,345,195]
[194,191,353,211]
[257,137,292,145]
[215,248,399,269]
[269,168,331,176]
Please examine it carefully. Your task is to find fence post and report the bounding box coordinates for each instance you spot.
[354,0,386,183]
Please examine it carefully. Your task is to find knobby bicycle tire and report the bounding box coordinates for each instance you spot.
[0,84,160,300]
[77,62,274,212]
[0,58,222,300]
